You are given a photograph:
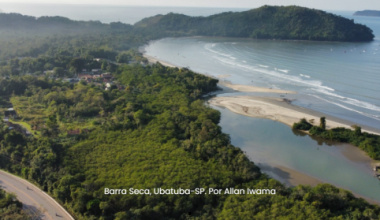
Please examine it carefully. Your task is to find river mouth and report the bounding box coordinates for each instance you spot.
[211,105,380,204]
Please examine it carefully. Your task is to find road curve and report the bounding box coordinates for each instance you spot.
[0,169,75,220]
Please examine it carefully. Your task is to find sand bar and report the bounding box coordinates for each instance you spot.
[209,96,380,136]
[219,81,297,94]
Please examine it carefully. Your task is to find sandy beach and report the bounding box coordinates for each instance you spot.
[218,81,297,94]
[143,53,177,68]
[209,96,380,136]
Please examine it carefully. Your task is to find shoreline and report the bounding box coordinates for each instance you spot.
[208,96,380,136]
[143,50,380,135]
[142,51,380,204]
[143,53,178,68]
[218,81,297,94]
[143,53,298,94]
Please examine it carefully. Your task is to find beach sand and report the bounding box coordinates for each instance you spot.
[143,53,177,68]
[208,96,380,136]
[219,81,297,94]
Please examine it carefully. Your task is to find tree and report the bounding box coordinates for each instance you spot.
[353,125,361,136]
[69,58,86,74]
[116,52,131,63]
[320,117,326,130]
[53,67,65,77]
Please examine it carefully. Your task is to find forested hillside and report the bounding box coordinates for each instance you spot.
[136,5,374,42]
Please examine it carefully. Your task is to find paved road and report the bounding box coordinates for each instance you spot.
[0,170,74,220]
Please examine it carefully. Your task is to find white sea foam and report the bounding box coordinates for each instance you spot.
[258,64,268,68]
[205,42,380,115]
[205,43,237,61]
[311,88,380,113]
[300,74,311,78]
[311,95,380,121]
[277,69,289,73]
[213,55,334,94]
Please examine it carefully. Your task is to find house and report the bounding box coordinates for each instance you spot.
[101,73,112,79]
[92,69,102,74]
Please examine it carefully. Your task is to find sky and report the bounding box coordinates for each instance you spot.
[0,0,379,11]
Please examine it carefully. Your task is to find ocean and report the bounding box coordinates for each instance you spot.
[144,12,380,130]
[2,3,380,202]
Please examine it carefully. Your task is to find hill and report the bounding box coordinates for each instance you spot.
[135,5,374,42]
[354,10,380,17]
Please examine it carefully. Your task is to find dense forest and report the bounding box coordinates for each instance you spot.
[136,5,374,42]
[1,8,380,220]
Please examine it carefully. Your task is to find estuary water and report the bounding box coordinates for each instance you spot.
[143,12,380,202]
[216,106,380,202]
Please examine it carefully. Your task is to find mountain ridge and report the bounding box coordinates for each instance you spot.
[135,5,374,42]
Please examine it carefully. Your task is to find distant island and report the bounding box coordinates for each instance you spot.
[354,10,380,17]
[136,5,374,42]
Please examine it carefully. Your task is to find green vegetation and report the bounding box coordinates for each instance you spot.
[292,118,313,130]
[219,184,379,219]
[293,118,380,160]
[0,9,380,220]
[0,189,31,220]
[1,64,380,219]
[136,5,374,42]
